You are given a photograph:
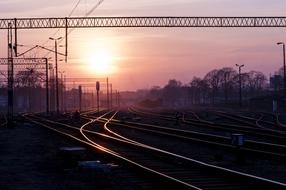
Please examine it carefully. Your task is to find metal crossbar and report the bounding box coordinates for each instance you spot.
[1,17,286,29]
[0,58,47,65]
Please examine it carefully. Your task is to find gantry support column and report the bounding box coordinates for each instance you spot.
[7,23,14,126]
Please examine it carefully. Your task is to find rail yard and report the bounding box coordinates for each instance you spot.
[1,107,282,189]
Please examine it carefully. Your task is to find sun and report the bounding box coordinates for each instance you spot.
[88,50,114,74]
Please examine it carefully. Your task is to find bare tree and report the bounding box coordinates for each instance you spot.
[245,71,267,97]
[204,69,220,104]
[190,77,209,104]
[163,79,182,106]
[217,67,237,104]
[15,68,44,88]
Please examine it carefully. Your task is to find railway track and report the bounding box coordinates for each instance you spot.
[86,108,286,157]
[129,107,286,145]
[23,112,286,190]
[94,115,286,158]
[213,111,286,132]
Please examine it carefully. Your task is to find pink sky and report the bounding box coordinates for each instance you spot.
[0,0,286,90]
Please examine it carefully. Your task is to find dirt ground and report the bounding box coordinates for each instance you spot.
[0,122,139,190]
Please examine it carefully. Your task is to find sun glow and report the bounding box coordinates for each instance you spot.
[87,49,116,74]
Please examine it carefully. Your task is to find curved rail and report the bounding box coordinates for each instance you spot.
[24,113,201,189]
[23,112,286,189]
[130,107,286,144]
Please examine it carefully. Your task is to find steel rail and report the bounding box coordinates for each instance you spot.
[82,114,286,189]
[24,113,286,189]
[24,113,201,189]
[129,107,286,143]
[97,117,286,158]
[216,111,286,133]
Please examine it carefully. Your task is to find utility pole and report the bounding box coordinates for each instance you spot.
[277,42,286,96]
[49,37,62,114]
[235,64,244,107]
[7,23,14,127]
[59,71,65,112]
[106,77,109,110]
[64,74,66,112]
[110,84,112,109]
[45,58,49,114]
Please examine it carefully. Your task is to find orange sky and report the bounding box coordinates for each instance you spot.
[1,1,286,90]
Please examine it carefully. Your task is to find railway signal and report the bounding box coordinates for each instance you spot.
[96,81,100,114]
[79,85,82,112]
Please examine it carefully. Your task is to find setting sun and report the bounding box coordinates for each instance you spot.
[88,49,115,74]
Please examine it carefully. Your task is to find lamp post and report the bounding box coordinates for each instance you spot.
[235,64,244,107]
[277,42,286,96]
[49,37,62,114]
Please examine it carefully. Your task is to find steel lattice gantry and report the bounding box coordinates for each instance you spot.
[1,17,286,29]
[0,58,49,122]
[2,16,286,123]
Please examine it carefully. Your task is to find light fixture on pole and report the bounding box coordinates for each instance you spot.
[277,42,286,96]
[49,37,62,114]
[235,64,244,107]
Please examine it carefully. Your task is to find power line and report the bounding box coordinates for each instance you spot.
[48,0,83,38]
[37,0,83,57]
[68,0,82,17]
[16,0,106,59]
[44,0,106,58]
[65,0,106,38]
[86,0,105,16]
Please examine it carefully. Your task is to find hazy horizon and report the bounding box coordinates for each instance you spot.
[1,0,286,91]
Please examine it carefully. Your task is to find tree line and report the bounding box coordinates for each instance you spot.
[142,67,271,107]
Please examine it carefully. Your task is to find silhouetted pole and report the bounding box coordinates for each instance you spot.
[59,71,65,112]
[7,23,14,127]
[64,74,66,111]
[106,77,109,110]
[116,91,120,107]
[79,85,82,112]
[49,67,55,111]
[118,92,120,107]
[49,37,62,114]
[96,81,100,114]
[45,58,49,114]
[235,64,244,107]
[110,84,113,109]
[277,42,286,96]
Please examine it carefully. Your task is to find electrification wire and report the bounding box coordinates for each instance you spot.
[43,0,106,58]
[86,0,105,16]
[35,0,83,56]
[64,0,106,39]
[28,0,81,57]
[17,0,105,59]
[68,0,82,17]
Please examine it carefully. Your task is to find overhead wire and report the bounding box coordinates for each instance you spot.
[43,0,106,58]
[68,0,83,17]
[59,0,106,43]
[18,0,106,60]
[35,0,83,56]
